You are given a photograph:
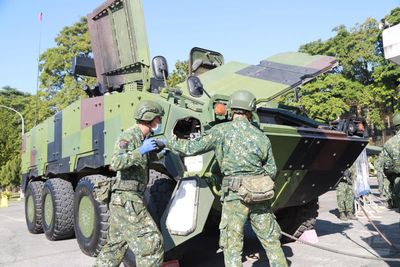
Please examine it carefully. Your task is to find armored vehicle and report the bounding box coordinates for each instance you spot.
[21,0,368,262]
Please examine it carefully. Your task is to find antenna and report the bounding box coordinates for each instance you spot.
[35,12,43,126]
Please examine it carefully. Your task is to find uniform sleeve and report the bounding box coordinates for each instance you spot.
[167,127,220,156]
[381,146,394,172]
[262,138,277,179]
[110,133,143,171]
[375,153,386,178]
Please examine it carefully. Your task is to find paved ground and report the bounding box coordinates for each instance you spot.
[0,178,399,267]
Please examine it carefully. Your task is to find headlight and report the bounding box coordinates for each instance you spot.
[166,178,199,236]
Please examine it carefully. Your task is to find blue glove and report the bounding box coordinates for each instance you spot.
[139,138,157,155]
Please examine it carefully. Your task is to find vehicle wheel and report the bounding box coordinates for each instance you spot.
[276,198,319,242]
[145,169,176,225]
[74,175,109,257]
[25,181,44,234]
[42,178,75,240]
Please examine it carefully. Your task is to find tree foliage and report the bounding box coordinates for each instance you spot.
[39,17,96,113]
[291,12,400,132]
[0,86,31,189]
[167,60,189,88]
[0,18,95,189]
[2,8,400,189]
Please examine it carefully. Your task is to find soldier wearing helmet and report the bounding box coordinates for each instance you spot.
[376,112,400,211]
[167,90,287,267]
[96,100,165,266]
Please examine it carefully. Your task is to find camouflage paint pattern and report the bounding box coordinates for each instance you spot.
[21,0,369,253]
[167,116,286,266]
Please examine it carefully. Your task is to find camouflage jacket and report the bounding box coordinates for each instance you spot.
[110,125,150,191]
[380,130,400,177]
[167,117,277,178]
[341,163,357,185]
[374,153,385,176]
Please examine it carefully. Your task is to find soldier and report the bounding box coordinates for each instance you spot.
[374,153,393,207]
[167,90,287,267]
[96,100,165,267]
[373,155,385,197]
[336,166,358,221]
[378,112,400,210]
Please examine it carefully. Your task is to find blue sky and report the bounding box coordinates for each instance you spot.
[0,0,399,94]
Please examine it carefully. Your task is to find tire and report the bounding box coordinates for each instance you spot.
[42,178,75,240]
[74,176,109,257]
[25,181,44,234]
[276,198,319,242]
[145,170,176,225]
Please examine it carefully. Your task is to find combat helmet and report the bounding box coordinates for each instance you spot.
[134,100,164,122]
[229,90,256,112]
[393,112,400,128]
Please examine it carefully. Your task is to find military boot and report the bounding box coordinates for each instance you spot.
[346,212,358,220]
[339,212,348,221]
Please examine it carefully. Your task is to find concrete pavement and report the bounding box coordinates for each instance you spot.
[0,177,399,267]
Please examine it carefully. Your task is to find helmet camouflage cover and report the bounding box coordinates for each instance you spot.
[229,90,256,112]
[393,112,400,127]
[134,100,164,121]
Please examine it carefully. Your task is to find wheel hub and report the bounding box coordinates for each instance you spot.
[44,193,53,227]
[79,196,95,238]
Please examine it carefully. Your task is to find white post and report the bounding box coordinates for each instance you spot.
[0,105,25,200]
[0,105,25,136]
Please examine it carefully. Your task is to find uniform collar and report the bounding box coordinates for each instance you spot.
[133,125,146,141]
[233,116,250,124]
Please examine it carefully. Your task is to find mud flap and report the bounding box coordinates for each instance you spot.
[160,176,215,252]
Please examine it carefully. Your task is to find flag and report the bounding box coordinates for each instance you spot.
[38,12,43,22]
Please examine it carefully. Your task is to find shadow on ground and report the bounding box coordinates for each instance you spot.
[178,223,293,267]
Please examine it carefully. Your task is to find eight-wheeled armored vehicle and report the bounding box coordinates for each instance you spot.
[21,0,368,262]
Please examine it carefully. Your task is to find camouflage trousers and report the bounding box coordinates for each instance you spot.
[95,191,163,267]
[384,177,400,208]
[219,193,287,267]
[336,182,354,213]
[376,172,384,196]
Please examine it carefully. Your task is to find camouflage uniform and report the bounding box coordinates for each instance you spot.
[95,126,163,267]
[373,155,385,196]
[336,166,356,220]
[167,116,287,267]
[379,130,400,209]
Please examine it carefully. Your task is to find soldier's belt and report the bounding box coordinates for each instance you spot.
[223,174,275,203]
[113,180,146,192]
[222,175,265,191]
[222,176,242,191]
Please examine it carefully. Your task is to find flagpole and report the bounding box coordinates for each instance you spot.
[35,12,43,126]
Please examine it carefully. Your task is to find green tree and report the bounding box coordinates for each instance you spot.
[287,74,363,122]
[0,86,31,189]
[0,156,21,190]
[39,17,96,113]
[295,11,400,135]
[167,60,189,88]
